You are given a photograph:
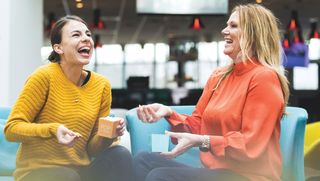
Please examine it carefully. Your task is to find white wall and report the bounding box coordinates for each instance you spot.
[0,0,10,107]
[0,0,43,107]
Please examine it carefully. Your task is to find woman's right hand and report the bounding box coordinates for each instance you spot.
[137,103,173,123]
[56,125,81,147]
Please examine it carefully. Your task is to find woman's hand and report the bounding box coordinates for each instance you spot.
[56,125,81,147]
[116,118,126,137]
[137,103,173,123]
[161,131,203,159]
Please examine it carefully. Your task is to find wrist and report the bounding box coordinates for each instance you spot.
[165,106,173,117]
[199,135,210,152]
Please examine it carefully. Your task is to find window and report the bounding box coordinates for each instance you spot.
[293,63,318,90]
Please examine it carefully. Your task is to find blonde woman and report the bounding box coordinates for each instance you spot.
[135,4,289,181]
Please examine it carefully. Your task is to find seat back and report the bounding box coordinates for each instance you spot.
[126,106,201,166]
[0,107,19,177]
[304,122,320,170]
[304,121,320,153]
[280,107,307,181]
[126,106,307,180]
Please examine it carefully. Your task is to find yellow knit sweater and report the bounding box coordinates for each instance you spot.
[4,63,114,181]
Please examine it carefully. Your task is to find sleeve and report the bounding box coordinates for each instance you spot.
[4,68,61,143]
[209,70,285,159]
[87,80,115,157]
[166,70,222,134]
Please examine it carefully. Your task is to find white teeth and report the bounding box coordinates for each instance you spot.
[225,39,233,43]
[78,47,90,53]
[79,47,89,51]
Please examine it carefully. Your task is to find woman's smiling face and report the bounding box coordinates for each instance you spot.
[221,11,242,61]
[55,20,94,66]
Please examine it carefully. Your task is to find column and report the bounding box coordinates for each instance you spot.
[0,0,43,107]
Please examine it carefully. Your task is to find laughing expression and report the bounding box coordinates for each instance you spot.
[221,11,241,62]
[57,20,94,65]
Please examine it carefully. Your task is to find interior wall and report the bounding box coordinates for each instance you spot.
[0,0,10,107]
[0,0,43,107]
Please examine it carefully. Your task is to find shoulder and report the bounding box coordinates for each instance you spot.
[90,71,111,88]
[27,63,53,82]
[31,63,59,76]
[252,65,279,83]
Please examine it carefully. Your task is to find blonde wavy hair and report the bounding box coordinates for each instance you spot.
[216,4,289,105]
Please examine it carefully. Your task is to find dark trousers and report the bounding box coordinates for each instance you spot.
[21,146,134,181]
[133,152,250,181]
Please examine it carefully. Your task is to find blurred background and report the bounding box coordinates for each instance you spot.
[1,0,320,122]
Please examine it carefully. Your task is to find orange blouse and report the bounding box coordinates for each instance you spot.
[167,60,284,181]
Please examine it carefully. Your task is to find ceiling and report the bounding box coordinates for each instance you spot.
[43,0,320,45]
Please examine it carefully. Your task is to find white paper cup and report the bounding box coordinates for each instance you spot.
[151,134,169,152]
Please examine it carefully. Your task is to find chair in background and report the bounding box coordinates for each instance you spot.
[304,122,320,180]
[126,106,307,181]
[0,106,17,181]
[110,108,131,152]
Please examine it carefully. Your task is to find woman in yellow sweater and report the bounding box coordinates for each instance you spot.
[4,16,133,181]
[135,4,289,181]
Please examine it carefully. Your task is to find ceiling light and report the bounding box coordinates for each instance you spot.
[76,2,84,9]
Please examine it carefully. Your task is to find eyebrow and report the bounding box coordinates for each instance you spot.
[70,30,91,34]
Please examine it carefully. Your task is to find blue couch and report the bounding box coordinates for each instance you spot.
[0,106,17,181]
[126,106,308,181]
[0,106,308,181]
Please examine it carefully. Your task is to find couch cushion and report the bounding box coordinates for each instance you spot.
[0,119,19,176]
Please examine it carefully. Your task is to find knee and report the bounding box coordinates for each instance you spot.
[100,145,132,162]
[64,171,81,181]
[56,167,81,181]
[133,151,151,167]
[145,168,167,181]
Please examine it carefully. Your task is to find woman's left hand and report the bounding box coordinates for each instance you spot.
[161,131,203,159]
[116,118,126,137]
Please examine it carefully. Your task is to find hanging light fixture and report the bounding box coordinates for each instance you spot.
[94,34,103,48]
[189,17,204,31]
[308,19,320,60]
[282,10,309,68]
[308,19,319,39]
[93,8,105,29]
[46,12,56,32]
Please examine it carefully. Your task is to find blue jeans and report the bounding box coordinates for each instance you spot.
[133,152,249,181]
[21,146,134,181]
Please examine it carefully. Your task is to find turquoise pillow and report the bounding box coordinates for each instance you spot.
[0,119,19,175]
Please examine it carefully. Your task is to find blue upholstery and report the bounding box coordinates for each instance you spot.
[0,106,17,181]
[126,106,201,166]
[126,106,307,181]
[280,107,308,181]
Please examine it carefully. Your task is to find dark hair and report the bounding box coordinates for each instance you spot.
[48,15,88,62]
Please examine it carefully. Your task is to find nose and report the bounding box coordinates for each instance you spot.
[221,27,229,36]
[81,34,91,42]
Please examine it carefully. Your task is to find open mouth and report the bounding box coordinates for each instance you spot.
[225,38,233,44]
[78,47,91,57]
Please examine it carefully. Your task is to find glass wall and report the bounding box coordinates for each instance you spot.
[40,41,249,89]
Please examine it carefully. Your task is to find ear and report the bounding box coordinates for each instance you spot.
[53,44,64,55]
